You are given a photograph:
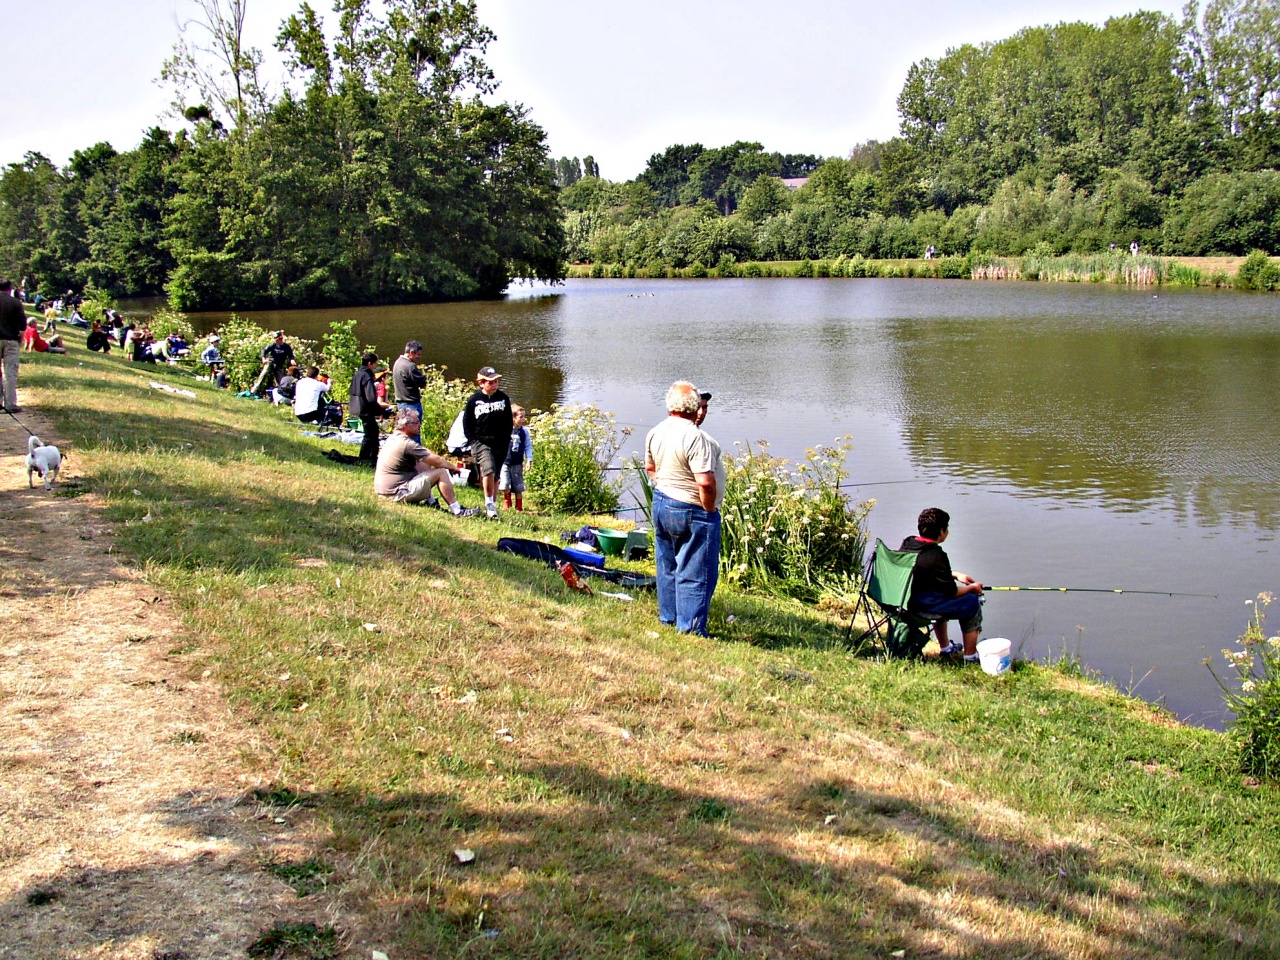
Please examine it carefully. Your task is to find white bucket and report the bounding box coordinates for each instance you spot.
[977,637,1012,676]
[455,467,471,486]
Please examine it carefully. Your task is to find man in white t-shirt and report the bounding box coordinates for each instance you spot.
[292,366,332,423]
[644,380,725,636]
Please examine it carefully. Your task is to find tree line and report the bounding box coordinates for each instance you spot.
[563,2,1280,269]
[0,0,565,310]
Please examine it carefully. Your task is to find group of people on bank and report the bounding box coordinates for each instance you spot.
[1,282,986,655]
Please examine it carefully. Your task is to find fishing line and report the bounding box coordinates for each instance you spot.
[987,585,1219,599]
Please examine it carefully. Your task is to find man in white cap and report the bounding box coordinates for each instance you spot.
[462,366,514,519]
[200,335,225,386]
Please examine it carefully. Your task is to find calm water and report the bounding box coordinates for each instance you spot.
[181,278,1280,727]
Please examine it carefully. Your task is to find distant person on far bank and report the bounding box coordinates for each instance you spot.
[463,366,513,520]
[375,408,477,516]
[645,380,725,637]
[0,279,26,411]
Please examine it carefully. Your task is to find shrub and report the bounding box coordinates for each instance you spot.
[78,285,118,325]
[1236,250,1280,291]
[1211,592,1280,780]
[419,366,472,454]
[1165,262,1203,287]
[148,308,195,342]
[321,320,372,400]
[213,315,275,392]
[688,261,708,278]
[525,403,630,514]
[741,262,763,278]
[814,260,831,277]
[720,438,870,601]
[937,255,971,279]
[794,259,814,277]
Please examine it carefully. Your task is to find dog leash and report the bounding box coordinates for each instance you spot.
[2,406,39,439]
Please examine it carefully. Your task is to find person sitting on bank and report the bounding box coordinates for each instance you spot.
[900,507,984,662]
[22,317,67,354]
[86,320,112,353]
[292,365,332,423]
[374,408,477,516]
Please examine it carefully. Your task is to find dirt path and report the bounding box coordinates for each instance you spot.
[0,412,348,959]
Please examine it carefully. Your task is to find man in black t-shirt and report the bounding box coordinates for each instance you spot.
[462,366,513,519]
[251,330,295,397]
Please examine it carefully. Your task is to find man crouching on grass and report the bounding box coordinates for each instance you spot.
[374,409,478,517]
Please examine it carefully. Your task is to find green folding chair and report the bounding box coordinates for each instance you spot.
[848,539,936,658]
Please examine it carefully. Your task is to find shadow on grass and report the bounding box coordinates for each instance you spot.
[7,766,1276,960]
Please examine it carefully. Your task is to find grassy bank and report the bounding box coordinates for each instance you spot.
[14,325,1280,958]
[567,254,1271,289]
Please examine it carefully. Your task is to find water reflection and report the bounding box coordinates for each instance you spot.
[891,315,1280,530]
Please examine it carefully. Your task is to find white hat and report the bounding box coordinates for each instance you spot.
[208,334,221,343]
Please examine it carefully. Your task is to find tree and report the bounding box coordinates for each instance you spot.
[638,143,704,207]
[162,0,267,130]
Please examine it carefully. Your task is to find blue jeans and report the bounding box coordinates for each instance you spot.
[912,591,983,634]
[653,488,721,636]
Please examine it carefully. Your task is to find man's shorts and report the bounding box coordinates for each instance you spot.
[499,461,525,494]
[471,441,507,478]
[912,591,983,635]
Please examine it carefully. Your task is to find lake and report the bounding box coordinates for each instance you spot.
[182,277,1280,727]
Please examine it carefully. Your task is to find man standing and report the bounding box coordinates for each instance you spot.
[462,366,513,519]
[349,351,391,464]
[393,340,428,424]
[645,381,725,636]
[252,330,295,397]
[375,409,477,517]
[0,279,25,411]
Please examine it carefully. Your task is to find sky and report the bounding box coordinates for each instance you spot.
[0,0,1190,181]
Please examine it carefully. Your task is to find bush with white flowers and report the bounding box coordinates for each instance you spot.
[720,437,870,600]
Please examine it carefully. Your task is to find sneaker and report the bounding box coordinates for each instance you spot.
[454,506,479,518]
[963,653,980,664]
[937,643,962,656]
[485,503,499,520]
[424,496,442,510]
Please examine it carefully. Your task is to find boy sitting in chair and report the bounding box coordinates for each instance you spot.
[900,507,984,662]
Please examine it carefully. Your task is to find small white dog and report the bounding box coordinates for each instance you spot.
[26,435,62,491]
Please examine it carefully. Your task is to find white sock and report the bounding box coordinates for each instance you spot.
[450,502,462,515]
[485,496,495,507]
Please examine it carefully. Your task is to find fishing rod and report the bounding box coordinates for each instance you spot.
[987,585,1219,599]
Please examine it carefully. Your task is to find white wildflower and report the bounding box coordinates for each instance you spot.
[1242,680,1257,693]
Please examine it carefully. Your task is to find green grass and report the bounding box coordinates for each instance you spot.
[17,328,1280,958]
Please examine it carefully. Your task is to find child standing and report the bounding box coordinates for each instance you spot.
[501,405,533,511]
[462,366,514,519]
